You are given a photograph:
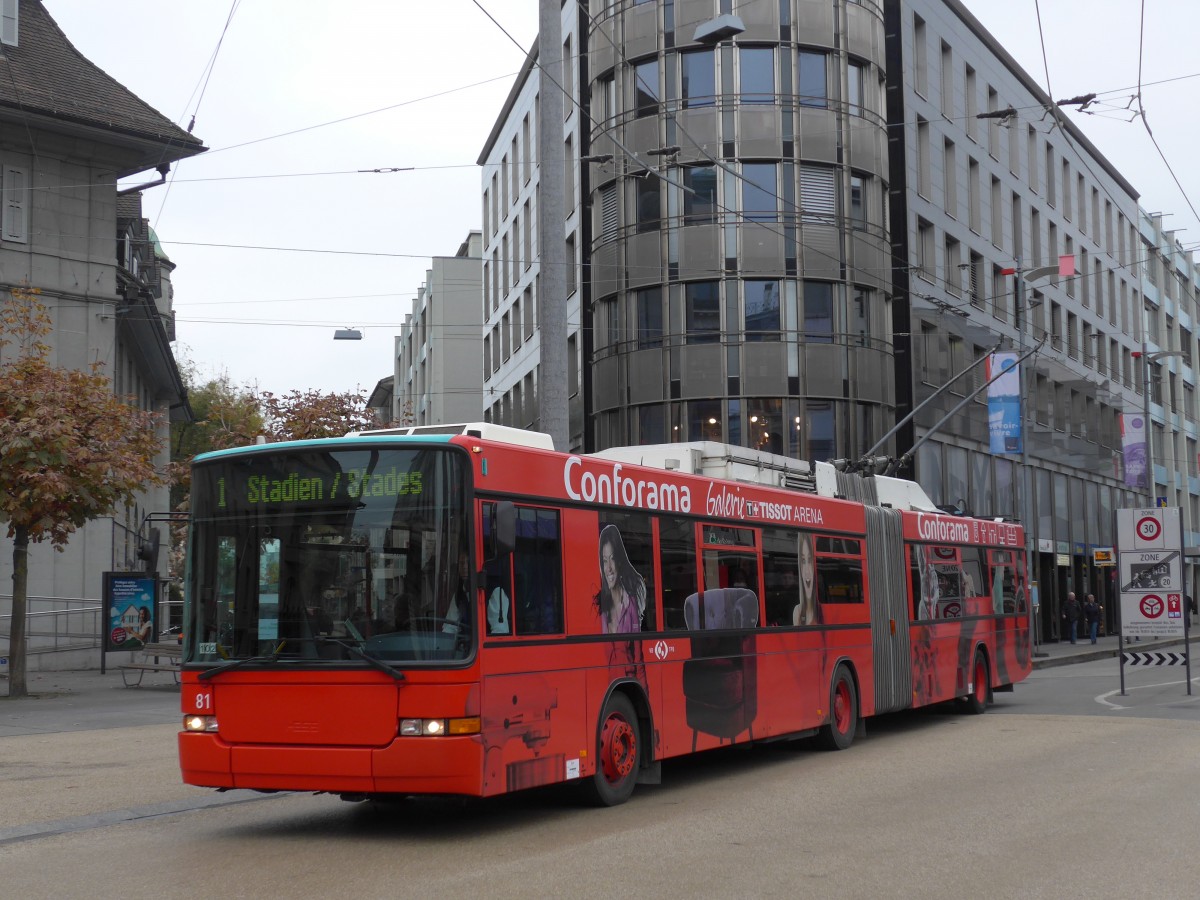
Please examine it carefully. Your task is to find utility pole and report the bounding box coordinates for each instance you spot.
[537,0,569,450]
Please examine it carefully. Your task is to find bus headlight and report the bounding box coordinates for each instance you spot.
[399,717,480,737]
[184,715,219,733]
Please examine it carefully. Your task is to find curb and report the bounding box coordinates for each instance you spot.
[1031,636,1192,671]
[1032,647,1120,670]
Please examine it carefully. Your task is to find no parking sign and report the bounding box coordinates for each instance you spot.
[1116,508,1183,638]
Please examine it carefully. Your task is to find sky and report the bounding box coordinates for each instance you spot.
[42,0,1200,400]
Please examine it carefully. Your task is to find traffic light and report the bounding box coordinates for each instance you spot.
[137,527,161,574]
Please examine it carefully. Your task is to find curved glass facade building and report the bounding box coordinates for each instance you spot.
[584,0,894,460]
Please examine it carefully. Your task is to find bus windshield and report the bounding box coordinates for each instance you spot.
[186,444,472,667]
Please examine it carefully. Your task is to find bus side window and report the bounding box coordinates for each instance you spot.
[960,547,983,599]
[761,528,797,627]
[659,517,697,630]
[482,503,514,634]
[513,506,563,635]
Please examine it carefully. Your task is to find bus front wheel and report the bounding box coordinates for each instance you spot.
[818,666,857,751]
[584,693,640,807]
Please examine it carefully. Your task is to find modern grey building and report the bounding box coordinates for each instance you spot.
[394,232,486,426]
[475,0,1197,638]
[477,1,587,449]
[0,0,205,667]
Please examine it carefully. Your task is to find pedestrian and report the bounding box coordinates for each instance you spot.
[1062,591,1081,644]
[1083,593,1101,645]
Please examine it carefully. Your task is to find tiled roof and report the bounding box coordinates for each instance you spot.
[0,0,205,167]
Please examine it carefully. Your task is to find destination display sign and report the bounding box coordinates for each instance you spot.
[194,449,451,517]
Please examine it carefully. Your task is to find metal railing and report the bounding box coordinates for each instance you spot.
[0,595,102,655]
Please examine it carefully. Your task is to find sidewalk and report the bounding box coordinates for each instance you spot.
[1031,631,1194,669]
[0,668,181,736]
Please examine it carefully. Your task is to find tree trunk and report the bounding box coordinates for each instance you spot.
[7,525,29,697]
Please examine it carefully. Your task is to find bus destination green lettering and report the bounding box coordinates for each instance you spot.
[245,467,422,505]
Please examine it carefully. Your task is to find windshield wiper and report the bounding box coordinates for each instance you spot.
[202,652,286,681]
[316,636,406,681]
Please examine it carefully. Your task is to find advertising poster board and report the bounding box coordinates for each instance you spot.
[103,572,157,652]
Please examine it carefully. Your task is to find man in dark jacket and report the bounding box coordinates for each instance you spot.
[1062,592,1082,644]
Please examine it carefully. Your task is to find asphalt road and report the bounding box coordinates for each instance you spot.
[3,664,1200,898]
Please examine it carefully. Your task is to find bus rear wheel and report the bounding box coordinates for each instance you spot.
[584,693,640,807]
[961,649,989,715]
[818,666,857,751]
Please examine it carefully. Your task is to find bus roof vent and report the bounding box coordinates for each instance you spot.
[350,422,556,450]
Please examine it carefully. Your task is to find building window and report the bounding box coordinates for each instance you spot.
[964,65,977,141]
[799,165,836,225]
[566,233,577,295]
[636,287,663,349]
[681,48,715,109]
[968,158,980,232]
[944,236,961,296]
[634,58,659,118]
[636,175,660,232]
[739,46,774,104]
[596,297,619,351]
[912,15,927,97]
[802,281,834,343]
[522,115,532,183]
[688,398,724,442]
[798,51,827,108]
[942,139,956,216]
[599,183,618,241]
[940,41,953,118]
[683,166,718,224]
[1,0,17,47]
[685,281,720,344]
[2,164,29,243]
[563,35,573,116]
[742,162,777,222]
[847,61,866,116]
[806,401,836,462]
[849,175,866,230]
[563,135,574,211]
[915,218,934,281]
[916,117,930,198]
[745,280,781,341]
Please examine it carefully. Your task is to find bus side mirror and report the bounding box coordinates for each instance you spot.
[493,501,516,557]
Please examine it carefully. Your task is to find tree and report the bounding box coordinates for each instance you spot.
[169,366,264,508]
[0,288,164,697]
[254,387,375,441]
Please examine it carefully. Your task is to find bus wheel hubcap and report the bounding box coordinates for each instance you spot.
[600,715,636,783]
[834,682,850,732]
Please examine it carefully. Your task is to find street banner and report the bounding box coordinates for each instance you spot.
[986,351,1021,454]
[1121,412,1147,488]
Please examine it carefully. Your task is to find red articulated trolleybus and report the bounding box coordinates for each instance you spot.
[179,423,1031,806]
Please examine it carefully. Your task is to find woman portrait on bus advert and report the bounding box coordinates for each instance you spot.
[792,532,819,625]
[596,523,646,634]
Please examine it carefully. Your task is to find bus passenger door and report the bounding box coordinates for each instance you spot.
[864,507,912,714]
